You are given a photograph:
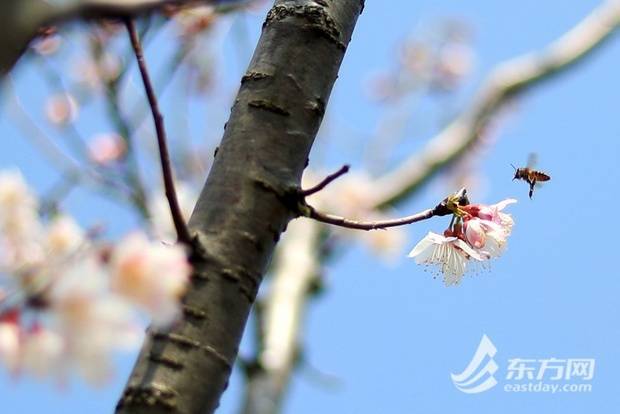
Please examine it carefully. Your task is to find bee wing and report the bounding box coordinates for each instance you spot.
[526,152,538,169]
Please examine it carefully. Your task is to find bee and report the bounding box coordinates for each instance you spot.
[512,153,551,199]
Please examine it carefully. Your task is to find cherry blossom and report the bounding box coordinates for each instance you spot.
[408,196,517,285]
[461,198,516,230]
[21,326,65,380]
[110,233,191,326]
[462,198,516,258]
[88,133,127,165]
[0,170,192,383]
[0,313,20,373]
[408,231,485,286]
[464,218,510,258]
[0,170,44,270]
[44,93,79,126]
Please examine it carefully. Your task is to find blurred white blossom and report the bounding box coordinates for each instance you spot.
[0,315,20,373]
[0,170,44,270]
[21,326,65,380]
[0,170,191,384]
[110,233,191,326]
[45,215,84,256]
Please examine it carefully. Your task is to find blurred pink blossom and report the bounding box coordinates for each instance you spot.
[44,93,79,126]
[88,133,127,165]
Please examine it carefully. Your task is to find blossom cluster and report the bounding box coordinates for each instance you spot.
[408,197,516,286]
[0,170,191,384]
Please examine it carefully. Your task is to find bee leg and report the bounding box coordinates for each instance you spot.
[528,179,537,199]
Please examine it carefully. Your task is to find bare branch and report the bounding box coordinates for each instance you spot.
[302,177,464,231]
[125,19,192,244]
[306,206,436,230]
[301,164,350,196]
[370,0,620,209]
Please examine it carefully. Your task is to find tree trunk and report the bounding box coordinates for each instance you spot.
[115,1,363,413]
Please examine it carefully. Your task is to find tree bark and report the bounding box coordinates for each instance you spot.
[115,1,363,413]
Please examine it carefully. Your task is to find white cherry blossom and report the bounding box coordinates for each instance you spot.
[110,233,191,326]
[408,231,485,286]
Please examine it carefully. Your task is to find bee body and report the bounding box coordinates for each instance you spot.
[512,153,551,199]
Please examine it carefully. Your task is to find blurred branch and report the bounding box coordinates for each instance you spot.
[0,0,211,76]
[5,80,134,203]
[89,32,150,216]
[240,219,322,414]
[6,81,83,176]
[39,172,81,216]
[370,0,620,209]
[35,55,91,160]
[128,36,194,128]
[126,18,191,244]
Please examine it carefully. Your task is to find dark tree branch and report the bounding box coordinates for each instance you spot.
[306,206,436,230]
[299,169,464,231]
[116,1,363,413]
[126,18,192,244]
[300,164,350,196]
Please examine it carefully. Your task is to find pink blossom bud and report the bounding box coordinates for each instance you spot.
[45,94,78,126]
[88,133,127,165]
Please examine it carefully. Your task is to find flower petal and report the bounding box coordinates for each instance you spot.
[494,198,517,211]
[408,232,446,258]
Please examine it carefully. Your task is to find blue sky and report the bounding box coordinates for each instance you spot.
[1,0,620,413]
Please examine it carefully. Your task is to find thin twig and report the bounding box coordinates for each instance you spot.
[35,55,91,160]
[90,29,149,216]
[301,165,350,196]
[125,19,192,244]
[5,79,134,202]
[306,207,436,230]
[40,172,81,216]
[303,170,461,230]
